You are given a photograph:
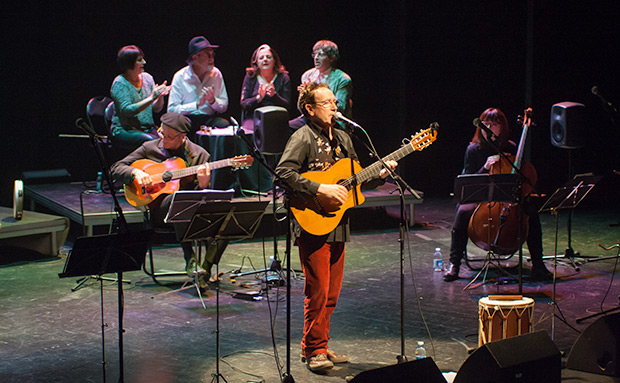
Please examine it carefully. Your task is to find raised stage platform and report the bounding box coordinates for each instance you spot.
[24,182,423,236]
[0,206,69,255]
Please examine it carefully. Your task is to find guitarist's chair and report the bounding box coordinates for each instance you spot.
[87,96,113,137]
[86,96,114,161]
[142,210,188,285]
[104,101,126,164]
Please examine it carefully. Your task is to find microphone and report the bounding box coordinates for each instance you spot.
[473,118,497,140]
[75,118,98,137]
[592,86,617,112]
[230,116,245,136]
[334,112,361,130]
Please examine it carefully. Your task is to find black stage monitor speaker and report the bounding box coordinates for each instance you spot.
[454,331,561,383]
[253,106,290,155]
[567,312,620,377]
[21,168,71,184]
[350,357,446,383]
[550,101,586,149]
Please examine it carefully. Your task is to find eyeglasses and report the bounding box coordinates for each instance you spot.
[311,50,328,59]
[158,127,183,140]
[313,99,339,108]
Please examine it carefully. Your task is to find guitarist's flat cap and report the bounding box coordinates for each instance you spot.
[161,112,191,133]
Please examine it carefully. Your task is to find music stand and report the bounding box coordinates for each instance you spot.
[454,173,524,290]
[539,174,601,270]
[159,189,235,309]
[455,173,520,202]
[184,199,269,383]
[164,189,234,223]
[538,174,600,339]
[59,230,152,383]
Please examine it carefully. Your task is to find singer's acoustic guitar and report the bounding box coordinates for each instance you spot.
[289,127,438,236]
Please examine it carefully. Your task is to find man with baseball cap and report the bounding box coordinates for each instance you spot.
[168,36,230,131]
[111,111,228,284]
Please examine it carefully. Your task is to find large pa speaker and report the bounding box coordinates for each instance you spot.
[350,357,446,383]
[550,101,586,149]
[454,331,561,383]
[253,106,290,155]
[567,312,620,377]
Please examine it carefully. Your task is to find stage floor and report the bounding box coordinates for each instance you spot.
[1,197,619,382]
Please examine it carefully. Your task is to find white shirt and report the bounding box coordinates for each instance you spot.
[167,65,229,116]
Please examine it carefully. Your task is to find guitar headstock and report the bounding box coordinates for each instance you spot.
[408,124,439,151]
[231,155,254,168]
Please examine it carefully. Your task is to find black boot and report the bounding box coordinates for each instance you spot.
[443,263,460,282]
[530,263,553,281]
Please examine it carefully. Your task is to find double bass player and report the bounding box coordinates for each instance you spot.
[444,107,552,282]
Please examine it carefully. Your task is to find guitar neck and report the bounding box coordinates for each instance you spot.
[342,129,433,189]
[166,158,233,181]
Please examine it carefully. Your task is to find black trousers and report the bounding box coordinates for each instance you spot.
[448,199,544,267]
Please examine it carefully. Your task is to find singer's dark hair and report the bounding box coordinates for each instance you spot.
[246,44,287,77]
[471,107,509,145]
[117,45,144,72]
[298,82,329,118]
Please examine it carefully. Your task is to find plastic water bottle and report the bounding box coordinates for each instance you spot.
[96,172,103,192]
[415,341,426,359]
[433,247,443,272]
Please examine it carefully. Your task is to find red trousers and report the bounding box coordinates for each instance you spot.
[297,236,346,358]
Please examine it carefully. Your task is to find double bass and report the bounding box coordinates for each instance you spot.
[467,108,537,255]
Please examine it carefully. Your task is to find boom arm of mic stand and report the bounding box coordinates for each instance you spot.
[353,124,421,200]
[85,130,129,233]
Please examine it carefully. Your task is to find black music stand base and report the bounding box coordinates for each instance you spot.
[464,256,519,290]
[72,274,131,292]
[184,200,268,383]
[59,230,151,383]
[454,173,524,290]
[153,240,211,310]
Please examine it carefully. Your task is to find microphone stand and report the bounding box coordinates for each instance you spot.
[75,118,131,383]
[346,121,422,363]
[75,118,129,232]
[233,123,295,383]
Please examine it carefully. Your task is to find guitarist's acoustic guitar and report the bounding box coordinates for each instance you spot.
[290,127,437,236]
[124,155,253,207]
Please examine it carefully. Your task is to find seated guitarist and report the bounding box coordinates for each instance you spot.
[110,111,228,284]
[275,83,397,372]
